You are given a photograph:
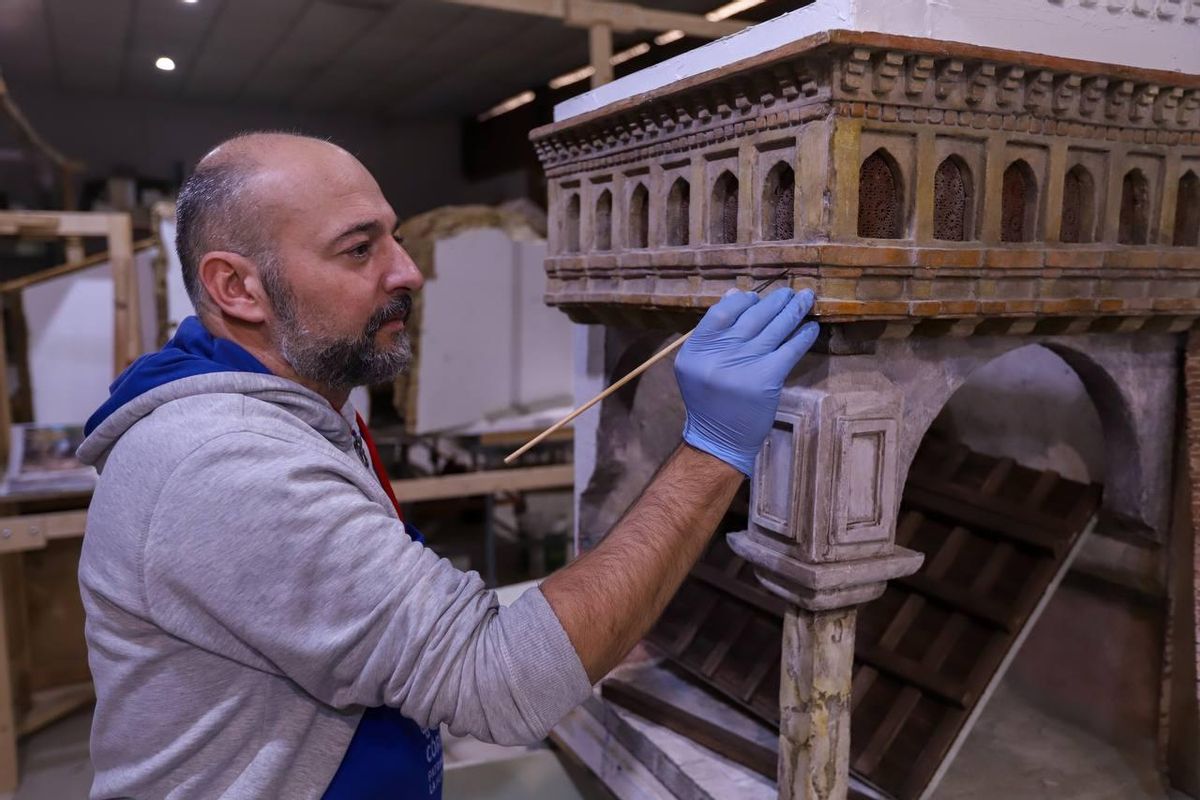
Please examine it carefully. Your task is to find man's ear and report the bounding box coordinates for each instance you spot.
[198,251,269,323]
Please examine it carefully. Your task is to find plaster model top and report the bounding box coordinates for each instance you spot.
[555,0,1200,122]
[531,24,1200,339]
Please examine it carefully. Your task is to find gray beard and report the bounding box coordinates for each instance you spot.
[262,268,413,392]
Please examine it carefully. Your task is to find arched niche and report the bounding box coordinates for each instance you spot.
[594,189,612,251]
[858,149,904,239]
[858,336,1170,536]
[666,178,691,247]
[628,183,649,249]
[1000,160,1038,243]
[710,171,739,244]
[1174,170,1199,247]
[1060,165,1096,244]
[933,156,973,242]
[926,345,1106,486]
[1118,169,1150,245]
[563,193,581,253]
[762,161,796,241]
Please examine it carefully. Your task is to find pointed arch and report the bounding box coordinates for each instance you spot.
[710,170,739,244]
[933,156,973,242]
[858,149,903,239]
[1000,160,1038,243]
[1060,165,1096,244]
[1118,168,1150,245]
[666,177,691,246]
[1173,170,1199,247]
[564,193,581,253]
[628,183,649,249]
[594,189,612,251]
[762,161,796,241]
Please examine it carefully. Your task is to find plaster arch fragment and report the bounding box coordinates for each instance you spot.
[787,334,1176,539]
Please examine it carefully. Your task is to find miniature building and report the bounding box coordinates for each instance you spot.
[532,2,1200,798]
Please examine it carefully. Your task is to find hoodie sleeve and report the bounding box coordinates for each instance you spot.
[141,429,592,746]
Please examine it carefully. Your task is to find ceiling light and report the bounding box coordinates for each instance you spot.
[610,43,651,66]
[654,30,686,46]
[549,66,596,90]
[183,0,199,4]
[705,0,763,21]
[155,57,176,71]
[477,90,536,122]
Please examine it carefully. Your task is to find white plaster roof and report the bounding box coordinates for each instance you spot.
[554,0,1200,122]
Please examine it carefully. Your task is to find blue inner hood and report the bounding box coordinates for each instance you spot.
[85,316,271,436]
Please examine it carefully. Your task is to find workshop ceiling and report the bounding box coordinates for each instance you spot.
[0,0,802,120]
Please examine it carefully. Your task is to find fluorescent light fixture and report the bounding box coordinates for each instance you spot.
[477,90,536,122]
[654,29,686,46]
[183,0,199,4]
[610,43,651,66]
[549,65,596,90]
[705,0,763,21]
[155,56,176,71]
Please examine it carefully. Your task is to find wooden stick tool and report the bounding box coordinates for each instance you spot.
[504,273,790,464]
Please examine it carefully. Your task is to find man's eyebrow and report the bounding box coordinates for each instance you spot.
[330,220,384,245]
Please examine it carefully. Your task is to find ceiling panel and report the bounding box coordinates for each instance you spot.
[3,0,804,117]
[0,0,57,88]
[337,0,477,110]
[44,0,133,93]
[363,4,536,108]
[240,0,387,101]
[122,0,226,96]
[403,23,587,117]
[184,0,313,100]
[289,0,469,112]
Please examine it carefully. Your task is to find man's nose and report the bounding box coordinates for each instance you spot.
[384,238,424,293]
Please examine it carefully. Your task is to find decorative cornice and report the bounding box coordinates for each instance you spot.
[532,32,1200,174]
[1062,0,1200,22]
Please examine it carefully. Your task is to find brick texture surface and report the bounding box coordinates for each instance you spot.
[1186,333,1200,732]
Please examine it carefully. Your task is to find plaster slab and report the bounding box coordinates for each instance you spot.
[555,0,1200,122]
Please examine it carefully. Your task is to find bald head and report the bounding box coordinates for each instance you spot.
[175,132,368,308]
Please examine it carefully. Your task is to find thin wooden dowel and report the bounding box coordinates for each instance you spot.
[504,330,693,464]
[504,271,790,464]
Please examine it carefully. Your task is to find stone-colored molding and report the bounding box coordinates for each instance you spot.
[533,32,1200,175]
[1057,0,1200,21]
[727,529,923,610]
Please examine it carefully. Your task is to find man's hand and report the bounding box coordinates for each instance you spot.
[540,288,819,685]
[675,287,819,475]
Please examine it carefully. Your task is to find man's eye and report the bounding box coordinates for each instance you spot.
[349,242,371,258]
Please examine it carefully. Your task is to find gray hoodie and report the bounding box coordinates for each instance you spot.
[77,372,592,798]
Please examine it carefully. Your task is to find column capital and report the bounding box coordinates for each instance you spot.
[738,384,923,610]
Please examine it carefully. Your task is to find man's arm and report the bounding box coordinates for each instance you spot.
[543,287,819,682]
[542,444,741,682]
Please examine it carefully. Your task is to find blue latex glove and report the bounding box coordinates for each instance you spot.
[675,288,819,476]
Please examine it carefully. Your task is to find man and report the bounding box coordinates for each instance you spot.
[77,132,819,799]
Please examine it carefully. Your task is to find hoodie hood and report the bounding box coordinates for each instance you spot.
[79,316,354,468]
[85,316,272,436]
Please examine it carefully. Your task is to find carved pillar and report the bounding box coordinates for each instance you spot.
[728,386,923,800]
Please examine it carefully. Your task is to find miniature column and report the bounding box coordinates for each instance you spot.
[727,386,923,800]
